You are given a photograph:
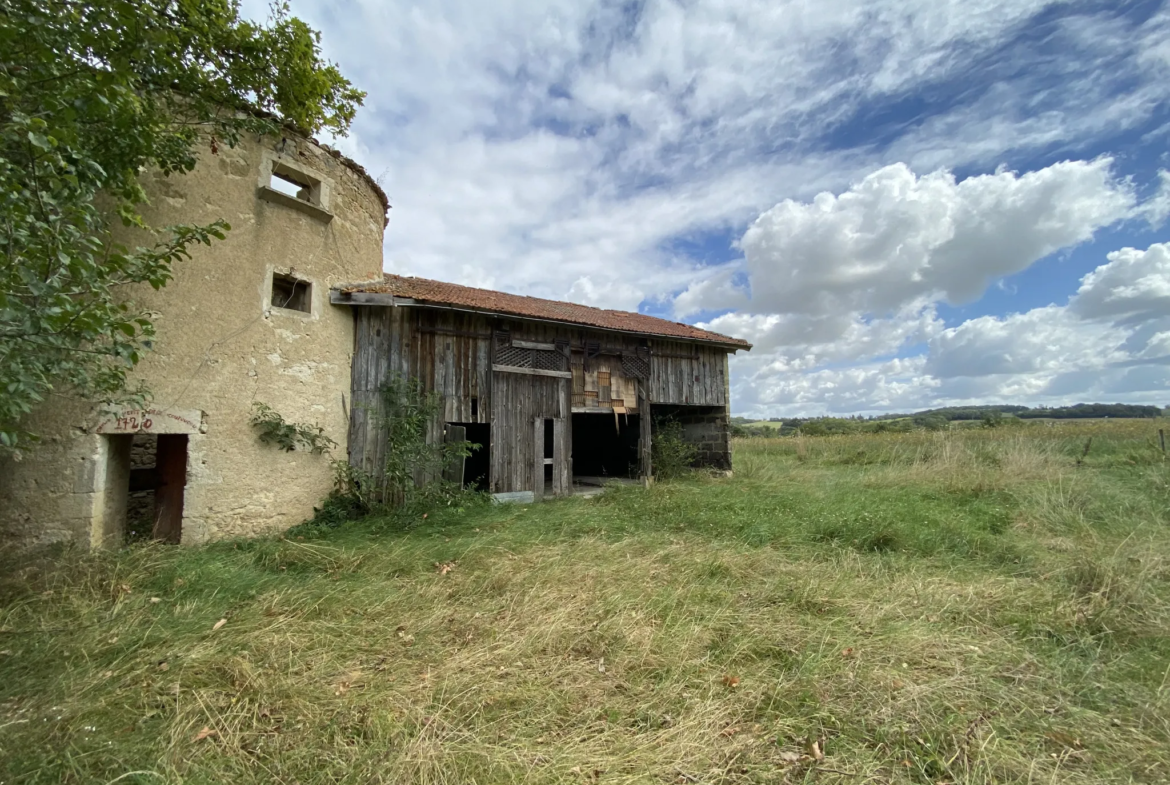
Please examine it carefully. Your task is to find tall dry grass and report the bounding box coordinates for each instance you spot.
[1,419,1168,783]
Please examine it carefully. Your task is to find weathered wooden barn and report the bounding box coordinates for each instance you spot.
[333,275,752,500]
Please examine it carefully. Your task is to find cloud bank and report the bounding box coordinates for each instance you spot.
[245,0,1170,414]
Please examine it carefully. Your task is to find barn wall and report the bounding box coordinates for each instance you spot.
[348,308,493,475]
[648,340,728,406]
[349,308,738,490]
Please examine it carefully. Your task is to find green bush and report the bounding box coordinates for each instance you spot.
[302,375,480,530]
[652,420,699,481]
[250,403,337,454]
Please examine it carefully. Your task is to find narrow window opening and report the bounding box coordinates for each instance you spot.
[470,397,479,418]
[269,165,317,203]
[543,418,554,484]
[272,272,311,313]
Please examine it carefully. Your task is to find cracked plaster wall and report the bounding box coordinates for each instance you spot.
[0,133,385,549]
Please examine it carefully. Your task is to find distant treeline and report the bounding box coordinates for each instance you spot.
[883,403,1164,421]
[731,402,1165,437]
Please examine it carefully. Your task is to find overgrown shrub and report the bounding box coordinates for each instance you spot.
[652,419,698,481]
[303,375,480,529]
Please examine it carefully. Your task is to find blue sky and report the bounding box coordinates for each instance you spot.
[245,0,1170,416]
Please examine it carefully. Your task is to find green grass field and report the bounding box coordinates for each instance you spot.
[2,421,1169,783]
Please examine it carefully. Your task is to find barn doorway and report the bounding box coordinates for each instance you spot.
[571,412,640,484]
[446,422,490,491]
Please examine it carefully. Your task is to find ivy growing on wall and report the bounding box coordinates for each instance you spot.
[250,403,336,454]
[308,374,480,529]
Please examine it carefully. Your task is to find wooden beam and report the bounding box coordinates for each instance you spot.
[513,339,557,351]
[533,418,544,502]
[492,364,572,379]
[553,416,568,497]
[639,382,652,479]
[329,290,418,307]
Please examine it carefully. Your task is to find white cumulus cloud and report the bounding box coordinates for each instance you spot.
[736,159,1134,318]
[1072,242,1170,322]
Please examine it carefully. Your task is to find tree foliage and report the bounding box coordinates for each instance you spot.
[0,0,364,449]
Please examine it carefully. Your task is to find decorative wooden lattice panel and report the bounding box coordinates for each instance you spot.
[533,349,566,372]
[621,353,650,379]
[494,333,568,372]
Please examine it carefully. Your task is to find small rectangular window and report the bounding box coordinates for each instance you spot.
[269,163,320,205]
[271,272,311,313]
[270,170,311,200]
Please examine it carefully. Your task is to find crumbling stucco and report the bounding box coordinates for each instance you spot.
[0,132,385,549]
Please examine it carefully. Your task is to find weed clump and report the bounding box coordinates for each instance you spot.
[299,374,484,532]
[651,419,698,481]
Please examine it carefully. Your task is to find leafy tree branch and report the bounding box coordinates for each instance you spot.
[0,0,365,449]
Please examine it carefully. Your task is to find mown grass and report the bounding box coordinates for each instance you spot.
[1,420,1168,784]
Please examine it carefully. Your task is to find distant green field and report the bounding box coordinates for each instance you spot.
[2,419,1168,783]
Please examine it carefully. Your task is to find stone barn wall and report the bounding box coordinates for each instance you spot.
[651,404,732,471]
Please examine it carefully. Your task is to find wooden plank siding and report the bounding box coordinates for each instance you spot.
[646,340,728,406]
[347,303,736,496]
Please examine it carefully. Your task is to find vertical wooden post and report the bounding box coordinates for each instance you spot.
[533,418,544,502]
[1159,428,1166,457]
[638,382,652,479]
[560,377,572,494]
[549,416,568,498]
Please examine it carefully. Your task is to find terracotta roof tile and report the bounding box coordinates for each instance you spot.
[339,274,751,349]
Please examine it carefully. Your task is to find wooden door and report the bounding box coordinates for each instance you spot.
[491,369,570,494]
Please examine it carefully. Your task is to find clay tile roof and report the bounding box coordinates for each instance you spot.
[339,274,752,349]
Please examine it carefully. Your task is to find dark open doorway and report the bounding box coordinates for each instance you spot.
[571,412,640,480]
[448,422,490,491]
[543,418,554,485]
[123,433,187,543]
